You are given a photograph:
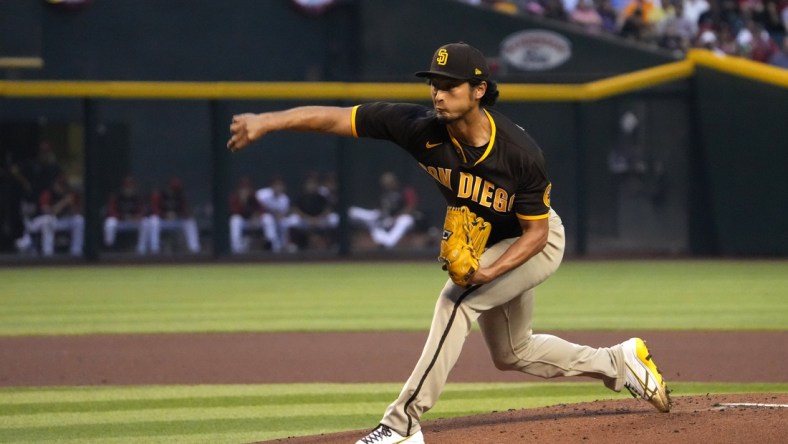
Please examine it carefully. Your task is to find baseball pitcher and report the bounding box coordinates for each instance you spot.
[227,42,670,444]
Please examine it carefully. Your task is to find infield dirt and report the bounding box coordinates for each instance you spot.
[2,330,787,443]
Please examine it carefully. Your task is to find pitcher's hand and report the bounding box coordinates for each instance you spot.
[466,266,495,285]
[227,113,267,152]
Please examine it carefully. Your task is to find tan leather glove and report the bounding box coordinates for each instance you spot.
[438,206,491,287]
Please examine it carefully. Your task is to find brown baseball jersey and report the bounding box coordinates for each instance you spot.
[351,102,552,246]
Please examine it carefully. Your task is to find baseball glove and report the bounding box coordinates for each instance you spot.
[438,206,491,287]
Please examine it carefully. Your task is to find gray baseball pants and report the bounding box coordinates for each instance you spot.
[380,209,627,436]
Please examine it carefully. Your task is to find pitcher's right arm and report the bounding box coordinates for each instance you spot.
[227,106,354,152]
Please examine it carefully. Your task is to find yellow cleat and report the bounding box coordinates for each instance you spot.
[623,337,672,412]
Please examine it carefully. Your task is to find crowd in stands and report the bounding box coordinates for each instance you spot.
[461,0,788,67]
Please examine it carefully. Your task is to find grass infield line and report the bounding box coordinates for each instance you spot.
[0,383,786,443]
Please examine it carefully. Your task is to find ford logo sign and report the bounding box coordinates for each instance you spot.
[501,30,572,71]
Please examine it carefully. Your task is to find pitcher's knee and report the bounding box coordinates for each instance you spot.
[488,337,535,371]
[489,350,523,371]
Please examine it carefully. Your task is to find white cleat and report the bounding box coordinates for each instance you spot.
[622,337,672,412]
[355,424,425,444]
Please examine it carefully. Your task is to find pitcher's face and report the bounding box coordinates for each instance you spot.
[429,77,484,123]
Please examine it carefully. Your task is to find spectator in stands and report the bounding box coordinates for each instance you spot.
[597,0,620,32]
[27,174,84,257]
[682,0,710,26]
[782,1,788,36]
[478,0,517,14]
[720,0,746,35]
[623,0,663,24]
[695,29,726,54]
[103,174,148,254]
[570,0,604,32]
[459,0,781,65]
[768,36,788,67]
[543,0,569,20]
[658,1,699,51]
[521,0,546,15]
[349,171,418,250]
[736,19,778,60]
[255,176,291,253]
[609,0,631,12]
[720,23,740,54]
[145,177,201,254]
[751,22,779,61]
[284,173,339,250]
[753,0,785,38]
[736,18,758,56]
[618,0,660,41]
[228,176,266,254]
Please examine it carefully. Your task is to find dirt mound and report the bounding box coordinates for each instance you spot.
[265,393,788,444]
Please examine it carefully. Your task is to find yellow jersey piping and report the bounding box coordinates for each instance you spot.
[351,105,360,138]
[516,212,550,221]
[447,108,496,167]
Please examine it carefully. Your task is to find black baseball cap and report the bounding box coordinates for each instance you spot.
[415,42,489,81]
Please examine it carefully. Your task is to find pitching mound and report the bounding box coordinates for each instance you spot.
[264,393,788,444]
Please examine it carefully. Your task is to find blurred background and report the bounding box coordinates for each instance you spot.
[1,0,786,262]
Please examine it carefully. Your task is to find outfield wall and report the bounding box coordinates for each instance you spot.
[1,1,785,257]
[688,53,788,256]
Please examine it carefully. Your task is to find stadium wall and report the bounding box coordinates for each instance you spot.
[1,1,784,256]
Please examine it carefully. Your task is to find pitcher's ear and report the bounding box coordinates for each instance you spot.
[475,81,487,100]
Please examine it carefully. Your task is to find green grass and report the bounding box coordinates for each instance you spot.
[1,382,786,443]
[1,260,786,335]
[538,260,788,330]
[1,259,786,443]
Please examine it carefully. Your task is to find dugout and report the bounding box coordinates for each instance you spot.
[1,0,786,259]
